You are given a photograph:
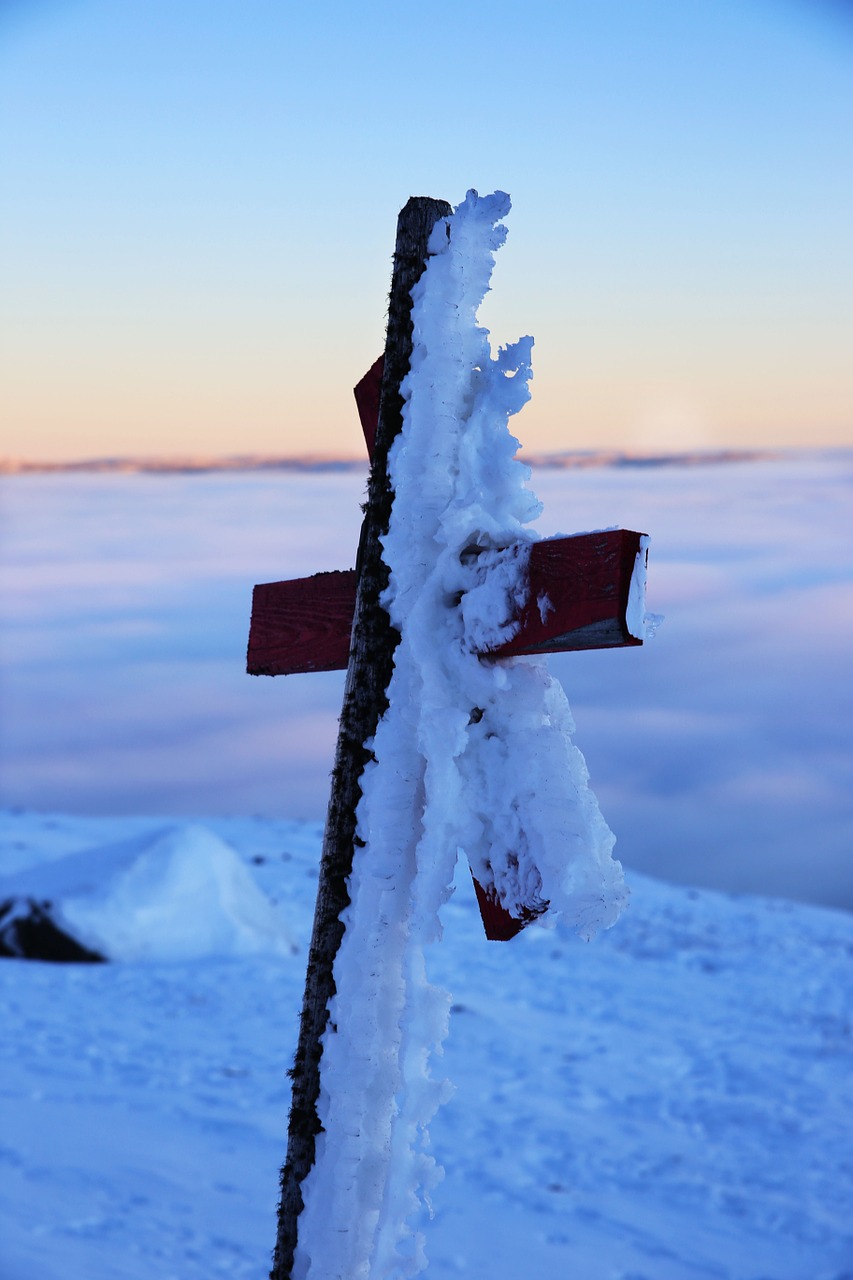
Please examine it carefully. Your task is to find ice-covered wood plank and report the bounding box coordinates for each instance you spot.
[498,528,646,658]
[247,529,645,676]
[471,873,548,942]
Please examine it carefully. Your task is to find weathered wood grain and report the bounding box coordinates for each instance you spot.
[249,571,354,675]
[499,528,645,656]
[248,530,644,677]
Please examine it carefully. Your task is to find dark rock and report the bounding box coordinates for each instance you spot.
[0,897,106,963]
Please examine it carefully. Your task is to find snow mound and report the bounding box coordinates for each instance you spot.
[0,824,296,962]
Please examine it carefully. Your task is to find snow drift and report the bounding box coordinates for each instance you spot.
[0,823,296,962]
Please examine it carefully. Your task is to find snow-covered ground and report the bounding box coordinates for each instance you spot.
[1,809,852,1280]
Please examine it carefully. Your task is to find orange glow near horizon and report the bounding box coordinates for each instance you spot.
[1,0,851,462]
[4,309,851,462]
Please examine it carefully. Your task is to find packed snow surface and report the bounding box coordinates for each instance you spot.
[296,190,627,1279]
[2,809,852,1280]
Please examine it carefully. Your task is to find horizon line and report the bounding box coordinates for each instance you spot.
[0,446,817,477]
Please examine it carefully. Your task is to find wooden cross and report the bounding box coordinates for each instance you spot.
[249,359,645,679]
[247,357,646,944]
[248,196,647,1279]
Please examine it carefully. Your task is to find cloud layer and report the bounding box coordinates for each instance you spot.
[1,453,851,909]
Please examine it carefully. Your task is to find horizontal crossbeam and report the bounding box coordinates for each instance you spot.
[247,528,645,677]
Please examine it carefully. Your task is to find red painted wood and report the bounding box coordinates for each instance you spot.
[497,529,644,657]
[247,529,645,676]
[353,355,384,461]
[248,571,355,675]
[470,872,549,941]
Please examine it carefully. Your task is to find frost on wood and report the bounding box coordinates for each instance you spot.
[627,534,650,641]
[294,190,627,1279]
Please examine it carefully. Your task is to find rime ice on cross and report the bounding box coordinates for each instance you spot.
[249,368,647,939]
[247,192,648,1280]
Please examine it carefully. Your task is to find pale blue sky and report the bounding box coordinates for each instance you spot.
[2,0,852,459]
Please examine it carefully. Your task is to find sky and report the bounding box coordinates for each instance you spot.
[1,0,852,462]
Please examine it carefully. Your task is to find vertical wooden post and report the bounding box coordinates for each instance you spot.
[271,196,452,1280]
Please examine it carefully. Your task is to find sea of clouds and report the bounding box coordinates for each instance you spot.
[1,450,851,910]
